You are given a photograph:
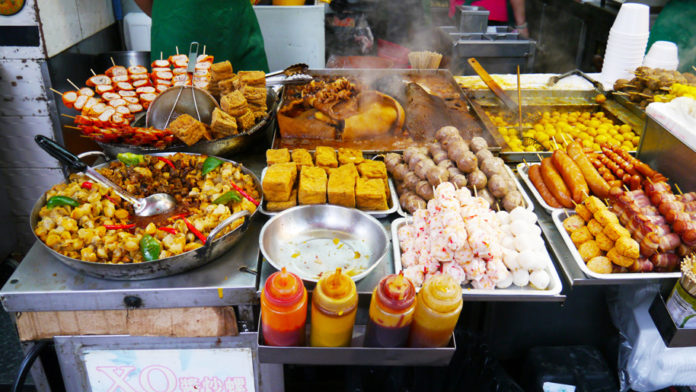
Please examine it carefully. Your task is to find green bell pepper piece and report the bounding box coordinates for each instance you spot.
[46,195,80,209]
[139,234,161,262]
[117,152,144,167]
[213,190,242,204]
[201,156,223,176]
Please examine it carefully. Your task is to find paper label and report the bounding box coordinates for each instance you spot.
[83,348,255,392]
[666,282,696,328]
[543,382,576,392]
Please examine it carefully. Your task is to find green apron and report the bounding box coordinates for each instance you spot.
[647,0,696,73]
[151,0,269,72]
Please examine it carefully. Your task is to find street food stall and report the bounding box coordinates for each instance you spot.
[2,1,696,392]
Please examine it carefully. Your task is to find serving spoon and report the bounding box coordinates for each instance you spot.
[35,136,177,217]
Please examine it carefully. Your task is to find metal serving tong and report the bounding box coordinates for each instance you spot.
[164,42,201,127]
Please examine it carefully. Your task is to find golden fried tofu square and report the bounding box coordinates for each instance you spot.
[211,108,238,138]
[219,76,241,95]
[266,149,291,166]
[238,71,265,87]
[221,91,248,116]
[315,146,338,168]
[338,148,364,165]
[210,61,234,80]
[358,160,387,179]
[266,189,297,212]
[263,164,297,202]
[328,169,356,208]
[168,113,206,146]
[298,166,327,205]
[291,149,314,167]
[237,109,256,131]
[338,163,359,181]
[356,177,388,211]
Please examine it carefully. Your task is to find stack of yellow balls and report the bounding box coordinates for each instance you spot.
[489,110,640,152]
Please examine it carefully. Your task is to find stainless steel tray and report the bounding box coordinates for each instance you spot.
[258,167,398,218]
[516,162,569,214]
[257,322,456,366]
[391,217,564,299]
[395,165,534,217]
[550,210,681,281]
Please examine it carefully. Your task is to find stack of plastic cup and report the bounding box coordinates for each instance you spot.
[601,3,650,85]
[643,41,680,70]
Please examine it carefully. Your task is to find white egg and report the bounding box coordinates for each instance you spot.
[501,235,515,250]
[502,249,520,270]
[496,210,510,224]
[514,235,533,252]
[509,220,528,237]
[530,270,550,290]
[512,269,530,287]
[496,273,513,289]
[517,249,536,270]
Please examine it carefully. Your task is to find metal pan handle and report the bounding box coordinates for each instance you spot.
[35,136,87,172]
[205,209,251,245]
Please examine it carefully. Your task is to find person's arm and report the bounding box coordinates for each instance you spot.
[134,0,153,17]
[509,0,528,38]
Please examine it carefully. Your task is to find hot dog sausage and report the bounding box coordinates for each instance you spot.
[540,157,573,208]
[552,150,589,204]
[566,142,610,199]
[528,164,562,208]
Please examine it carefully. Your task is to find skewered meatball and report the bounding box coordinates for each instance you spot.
[403,193,426,213]
[438,159,454,169]
[441,135,466,151]
[431,150,449,164]
[408,153,428,171]
[475,148,494,163]
[470,136,488,153]
[480,157,505,178]
[467,169,487,190]
[414,159,436,179]
[403,147,420,163]
[478,188,496,207]
[487,174,509,198]
[396,181,409,196]
[415,180,434,200]
[451,173,468,188]
[403,172,419,190]
[384,153,402,171]
[435,126,460,141]
[392,163,410,181]
[448,143,469,163]
[426,165,449,186]
[502,190,524,212]
[456,151,478,173]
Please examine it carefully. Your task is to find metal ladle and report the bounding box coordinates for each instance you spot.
[35,136,176,217]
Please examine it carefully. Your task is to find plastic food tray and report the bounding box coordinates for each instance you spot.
[550,210,681,280]
[517,163,571,214]
[391,217,564,299]
[396,165,534,217]
[259,167,399,218]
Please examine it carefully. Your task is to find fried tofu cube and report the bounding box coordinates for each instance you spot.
[168,113,206,146]
[315,146,338,169]
[328,166,356,208]
[266,149,290,166]
[266,189,297,212]
[340,163,359,180]
[291,149,313,167]
[358,160,387,179]
[298,166,327,205]
[356,177,388,210]
[338,148,364,165]
[263,164,297,202]
[210,108,238,137]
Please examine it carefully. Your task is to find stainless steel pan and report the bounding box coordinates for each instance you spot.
[29,152,262,280]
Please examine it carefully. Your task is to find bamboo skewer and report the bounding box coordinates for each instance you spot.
[675,183,684,195]
[49,88,63,96]
[90,69,96,76]
[160,52,163,61]
[67,79,79,90]
[516,65,523,138]
[202,45,206,56]
[110,57,116,67]
[176,46,179,55]
[64,125,82,131]
[61,113,76,119]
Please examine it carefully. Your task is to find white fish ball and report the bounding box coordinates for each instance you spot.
[496,273,513,289]
[496,210,510,224]
[517,249,536,270]
[509,207,527,222]
[530,270,550,290]
[501,235,515,250]
[528,224,541,237]
[529,251,548,271]
[512,269,530,287]
[502,249,520,270]
[514,235,533,252]
[509,220,528,237]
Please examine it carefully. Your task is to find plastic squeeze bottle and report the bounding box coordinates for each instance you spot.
[310,268,358,347]
[260,267,308,346]
[364,273,417,347]
[408,274,462,348]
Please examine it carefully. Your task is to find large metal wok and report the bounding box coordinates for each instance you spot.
[96,87,279,158]
[29,152,262,280]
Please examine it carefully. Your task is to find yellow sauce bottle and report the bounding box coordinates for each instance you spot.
[310,268,358,347]
[408,274,462,348]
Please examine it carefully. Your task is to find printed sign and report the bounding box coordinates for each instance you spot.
[83,348,255,392]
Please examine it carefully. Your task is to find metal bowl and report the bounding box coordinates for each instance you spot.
[259,205,389,283]
[97,88,279,158]
[146,86,219,129]
[30,152,262,280]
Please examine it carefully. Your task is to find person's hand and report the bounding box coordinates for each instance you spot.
[515,22,529,39]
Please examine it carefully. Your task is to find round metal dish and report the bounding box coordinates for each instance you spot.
[259,205,389,283]
[30,152,263,280]
[146,86,219,129]
[96,88,279,158]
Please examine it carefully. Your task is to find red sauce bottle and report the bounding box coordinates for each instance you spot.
[260,267,307,346]
[364,273,417,347]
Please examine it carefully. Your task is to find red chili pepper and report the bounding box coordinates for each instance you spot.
[103,195,118,204]
[178,216,207,244]
[81,181,93,190]
[103,223,135,230]
[170,211,191,221]
[230,182,259,206]
[157,227,177,235]
[157,156,176,170]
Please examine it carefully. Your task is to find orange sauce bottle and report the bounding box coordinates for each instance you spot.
[310,268,358,347]
[260,267,307,346]
[408,274,462,348]
[364,273,417,347]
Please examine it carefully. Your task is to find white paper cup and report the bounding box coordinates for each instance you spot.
[611,3,650,36]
